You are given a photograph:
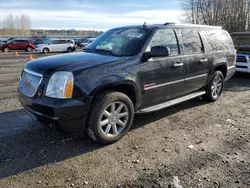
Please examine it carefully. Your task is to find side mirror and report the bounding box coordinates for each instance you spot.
[145,46,170,60]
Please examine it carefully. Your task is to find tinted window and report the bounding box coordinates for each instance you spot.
[181,29,202,53]
[203,30,234,51]
[147,29,179,55]
[57,40,67,44]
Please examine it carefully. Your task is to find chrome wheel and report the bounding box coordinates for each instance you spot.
[211,75,222,98]
[98,102,129,138]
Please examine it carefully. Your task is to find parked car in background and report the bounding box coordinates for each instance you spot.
[231,32,250,73]
[74,38,88,46]
[32,38,47,46]
[0,39,35,52]
[36,39,76,53]
[79,38,96,48]
[18,23,235,144]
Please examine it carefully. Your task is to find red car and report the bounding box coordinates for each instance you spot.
[1,39,36,52]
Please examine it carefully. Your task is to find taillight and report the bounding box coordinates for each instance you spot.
[233,49,237,65]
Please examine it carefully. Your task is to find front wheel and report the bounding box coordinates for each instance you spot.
[87,91,134,144]
[43,48,49,53]
[204,71,224,102]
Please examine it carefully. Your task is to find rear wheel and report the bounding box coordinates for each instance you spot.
[3,47,10,52]
[204,71,224,102]
[87,91,134,144]
[67,47,73,53]
[43,48,49,53]
[26,47,33,52]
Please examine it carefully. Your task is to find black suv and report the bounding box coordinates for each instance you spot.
[18,23,236,144]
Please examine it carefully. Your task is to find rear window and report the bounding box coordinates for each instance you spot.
[181,29,203,54]
[203,30,234,51]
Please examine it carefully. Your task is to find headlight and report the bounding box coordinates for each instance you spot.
[46,71,74,99]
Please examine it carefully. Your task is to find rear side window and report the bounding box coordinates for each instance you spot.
[181,29,203,54]
[203,30,234,51]
[57,40,67,44]
[147,29,179,56]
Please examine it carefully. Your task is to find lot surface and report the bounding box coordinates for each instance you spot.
[0,52,250,188]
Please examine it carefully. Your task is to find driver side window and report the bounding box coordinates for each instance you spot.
[147,29,179,56]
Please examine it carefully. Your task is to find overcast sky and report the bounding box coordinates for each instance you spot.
[0,0,182,30]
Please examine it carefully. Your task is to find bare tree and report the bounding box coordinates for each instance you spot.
[1,14,31,35]
[181,0,250,32]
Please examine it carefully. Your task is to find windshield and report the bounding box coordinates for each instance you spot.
[43,39,51,44]
[85,28,150,56]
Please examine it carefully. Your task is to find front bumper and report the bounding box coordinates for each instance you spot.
[18,89,92,133]
[235,62,250,73]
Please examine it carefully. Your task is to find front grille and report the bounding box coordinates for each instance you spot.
[236,65,248,69]
[236,55,248,63]
[19,69,43,97]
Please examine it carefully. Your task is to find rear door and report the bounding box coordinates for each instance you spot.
[179,29,209,93]
[9,40,19,50]
[140,29,187,107]
[57,40,68,51]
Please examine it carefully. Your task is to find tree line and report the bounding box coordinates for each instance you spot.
[0,13,103,37]
[1,14,31,36]
[181,0,250,32]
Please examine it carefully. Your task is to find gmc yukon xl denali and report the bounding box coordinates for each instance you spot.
[18,23,236,144]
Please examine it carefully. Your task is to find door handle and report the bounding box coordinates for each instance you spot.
[200,59,208,63]
[173,62,184,67]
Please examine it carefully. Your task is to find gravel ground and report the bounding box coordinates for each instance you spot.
[0,53,250,188]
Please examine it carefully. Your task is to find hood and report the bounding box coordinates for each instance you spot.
[25,52,130,77]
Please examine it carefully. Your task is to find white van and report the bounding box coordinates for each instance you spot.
[36,39,76,53]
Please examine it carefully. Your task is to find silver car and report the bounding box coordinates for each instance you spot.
[36,39,76,53]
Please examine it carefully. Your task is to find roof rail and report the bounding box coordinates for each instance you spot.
[165,23,222,29]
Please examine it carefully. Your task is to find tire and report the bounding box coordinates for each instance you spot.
[27,47,32,52]
[203,71,224,102]
[87,91,134,144]
[43,48,49,53]
[67,47,73,53]
[3,47,10,52]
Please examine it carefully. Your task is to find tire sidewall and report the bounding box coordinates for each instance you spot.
[89,92,134,144]
[207,71,224,101]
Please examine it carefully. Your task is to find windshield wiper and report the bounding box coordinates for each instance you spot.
[94,49,116,56]
[83,48,94,53]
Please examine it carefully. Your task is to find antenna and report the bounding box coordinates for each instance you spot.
[143,22,147,27]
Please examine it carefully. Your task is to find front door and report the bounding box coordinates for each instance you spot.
[140,29,187,108]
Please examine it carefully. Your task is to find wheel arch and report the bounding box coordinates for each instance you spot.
[208,63,227,83]
[43,47,50,52]
[90,81,139,110]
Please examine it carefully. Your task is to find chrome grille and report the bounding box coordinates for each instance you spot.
[236,55,248,63]
[19,69,42,97]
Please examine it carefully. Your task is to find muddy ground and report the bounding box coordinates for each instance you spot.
[0,52,250,188]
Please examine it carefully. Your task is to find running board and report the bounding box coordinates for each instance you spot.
[136,91,206,114]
